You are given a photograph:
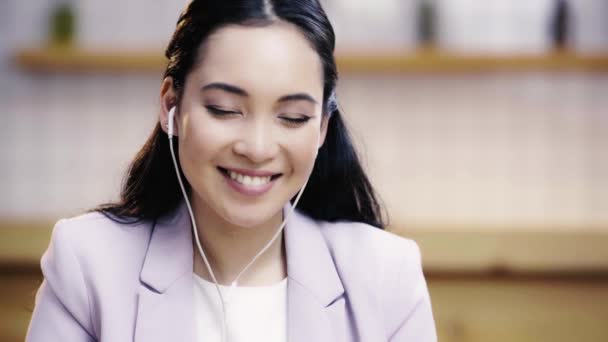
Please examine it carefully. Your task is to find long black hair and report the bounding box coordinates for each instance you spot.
[94,0,387,228]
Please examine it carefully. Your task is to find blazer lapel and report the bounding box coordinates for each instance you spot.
[133,200,348,342]
[284,202,347,342]
[135,201,195,342]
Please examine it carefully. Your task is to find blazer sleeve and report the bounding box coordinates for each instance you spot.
[26,219,97,341]
[388,242,438,342]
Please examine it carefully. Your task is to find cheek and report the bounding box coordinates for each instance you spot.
[178,113,228,167]
[287,128,320,175]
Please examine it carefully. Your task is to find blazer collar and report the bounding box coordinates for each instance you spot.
[139,201,193,293]
[283,200,345,306]
[283,201,346,341]
[140,199,344,303]
[136,199,345,341]
[136,201,195,342]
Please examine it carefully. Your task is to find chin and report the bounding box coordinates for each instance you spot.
[221,208,279,230]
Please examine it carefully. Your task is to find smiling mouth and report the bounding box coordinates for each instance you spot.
[217,167,282,186]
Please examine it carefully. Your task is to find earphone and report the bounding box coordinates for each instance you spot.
[167,106,310,342]
[167,106,175,137]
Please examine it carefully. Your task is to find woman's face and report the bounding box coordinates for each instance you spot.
[162,22,327,229]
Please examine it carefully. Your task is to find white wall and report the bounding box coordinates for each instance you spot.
[0,0,607,230]
[340,73,608,229]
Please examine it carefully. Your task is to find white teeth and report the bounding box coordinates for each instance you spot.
[243,176,252,185]
[227,170,272,186]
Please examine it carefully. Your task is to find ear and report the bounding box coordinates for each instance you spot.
[159,77,178,136]
[318,114,330,149]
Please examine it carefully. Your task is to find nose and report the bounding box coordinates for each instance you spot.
[233,119,279,163]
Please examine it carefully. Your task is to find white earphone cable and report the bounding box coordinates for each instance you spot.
[167,107,310,342]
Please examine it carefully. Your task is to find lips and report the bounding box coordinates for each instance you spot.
[217,166,282,178]
[217,166,283,196]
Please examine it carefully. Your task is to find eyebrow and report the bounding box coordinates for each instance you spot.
[201,82,318,105]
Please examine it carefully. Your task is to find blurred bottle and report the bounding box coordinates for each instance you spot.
[549,0,569,51]
[50,1,76,46]
[416,0,437,50]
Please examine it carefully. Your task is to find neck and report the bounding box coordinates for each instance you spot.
[190,195,287,286]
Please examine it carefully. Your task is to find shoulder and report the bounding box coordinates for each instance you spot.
[49,210,152,246]
[320,220,420,261]
[41,211,153,304]
[45,211,152,271]
[33,212,154,338]
[318,220,428,334]
[319,220,422,281]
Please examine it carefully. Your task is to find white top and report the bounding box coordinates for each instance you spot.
[193,273,288,342]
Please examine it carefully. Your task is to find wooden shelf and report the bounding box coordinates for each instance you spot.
[338,50,608,73]
[13,47,608,73]
[14,47,166,73]
[2,220,607,276]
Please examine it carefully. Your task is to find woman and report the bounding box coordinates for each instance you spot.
[26,0,437,341]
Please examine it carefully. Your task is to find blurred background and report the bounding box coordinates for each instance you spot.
[1,0,607,341]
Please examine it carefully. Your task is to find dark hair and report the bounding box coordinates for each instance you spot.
[94,0,387,229]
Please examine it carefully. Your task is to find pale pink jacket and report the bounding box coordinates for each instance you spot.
[26,200,437,341]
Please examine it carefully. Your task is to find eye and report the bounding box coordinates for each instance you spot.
[205,105,241,116]
[279,115,311,127]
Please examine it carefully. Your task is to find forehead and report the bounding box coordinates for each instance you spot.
[191,22,324,99]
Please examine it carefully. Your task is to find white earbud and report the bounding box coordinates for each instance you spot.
[167,106,176,137]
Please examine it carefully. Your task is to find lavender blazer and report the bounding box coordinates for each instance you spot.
[26,200,437,341]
